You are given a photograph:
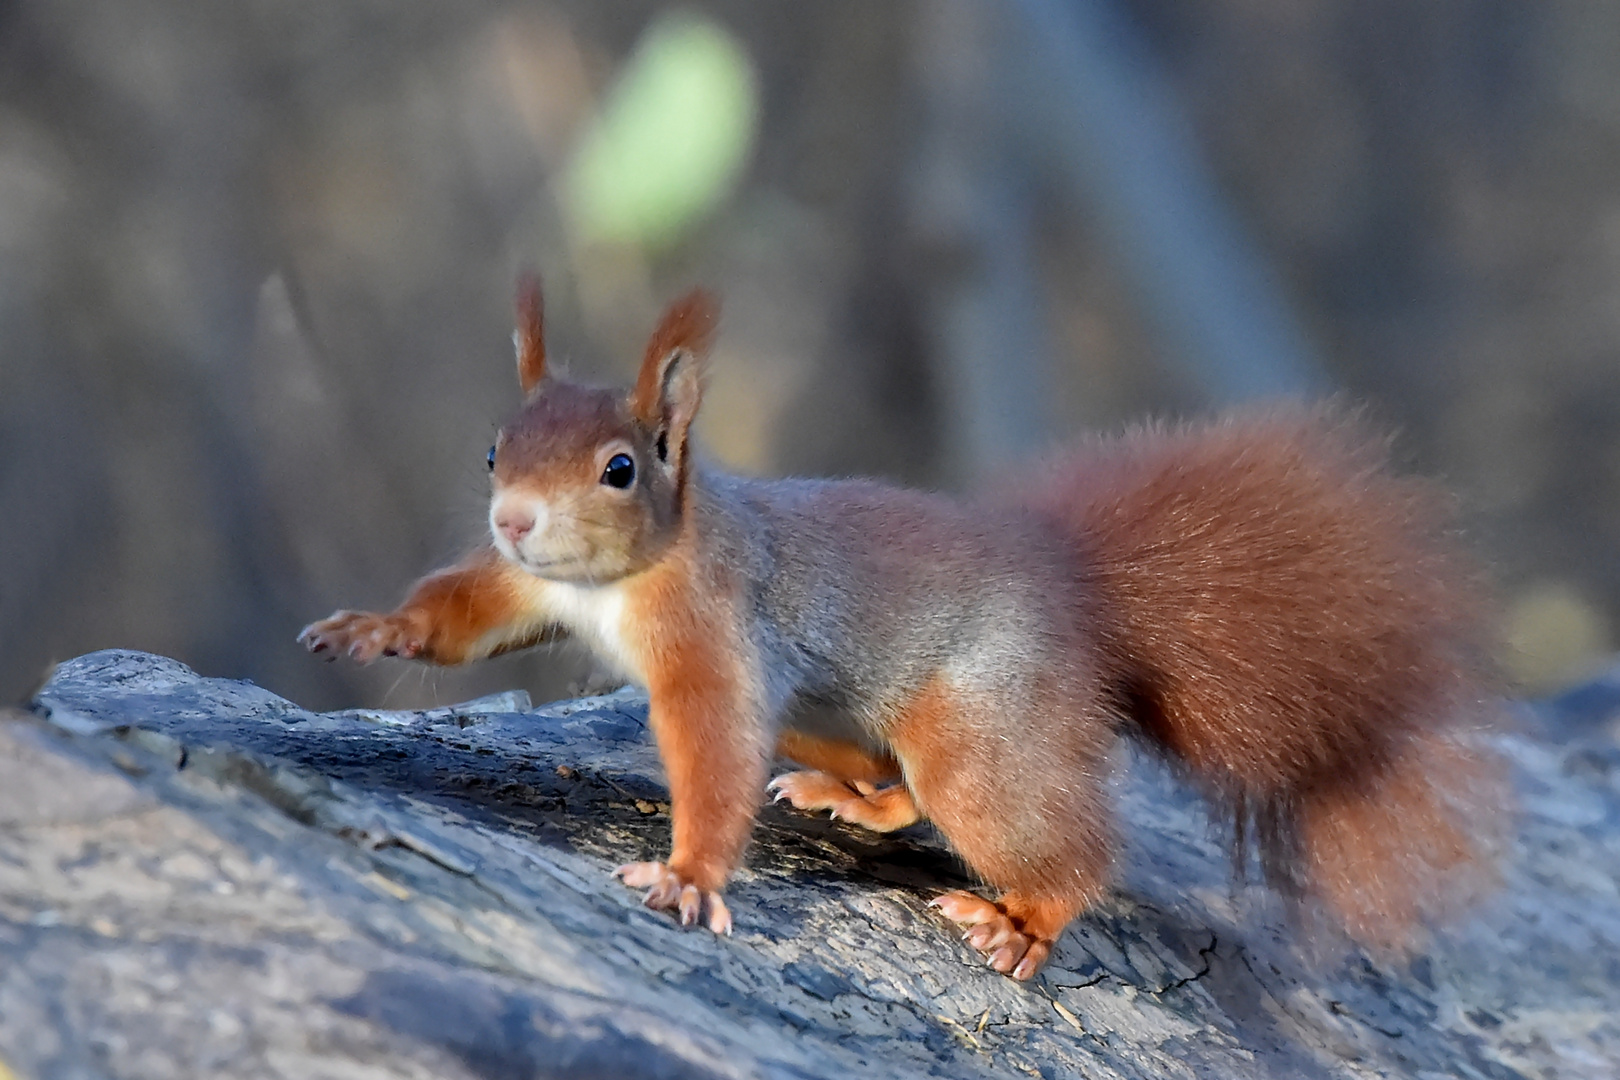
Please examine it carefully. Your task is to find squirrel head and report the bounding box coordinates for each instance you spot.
[486,275,718,585]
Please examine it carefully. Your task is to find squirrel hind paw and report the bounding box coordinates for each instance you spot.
[930,890,1065,981]
[613,861,732,935]
[767,770,922,833]
[767,770,852,810]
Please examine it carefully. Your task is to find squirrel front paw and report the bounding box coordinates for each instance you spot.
[767,770,923,833]
[613,861,733,936]
[298,610,427,663]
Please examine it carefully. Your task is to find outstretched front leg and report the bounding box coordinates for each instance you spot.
[767,729,923,833]
[299,546,559,664]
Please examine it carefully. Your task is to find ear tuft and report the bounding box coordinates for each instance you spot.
[630,289,719,419]
[628,290,720,482]
[515,272,546,394]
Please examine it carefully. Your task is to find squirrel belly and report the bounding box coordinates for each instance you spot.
[299,280,1506,980]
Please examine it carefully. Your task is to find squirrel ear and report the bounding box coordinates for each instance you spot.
[514,272,546,394]
[629,289,719,463]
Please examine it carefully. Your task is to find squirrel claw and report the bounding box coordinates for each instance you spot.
[931,890,1051,981]
[613,861,733,936]
[299,610,427,666]
[1011,942,1051,981]
[930,890,1000,925]
[767,770,921,833]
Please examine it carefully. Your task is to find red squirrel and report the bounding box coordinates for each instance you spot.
[300,278,1504,980]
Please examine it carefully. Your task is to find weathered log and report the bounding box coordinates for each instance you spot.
[2,649,1616,1078]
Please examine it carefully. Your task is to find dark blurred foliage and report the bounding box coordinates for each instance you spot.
[1,0,1616,710]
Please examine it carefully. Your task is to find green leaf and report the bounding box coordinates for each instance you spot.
[562,12,758,250]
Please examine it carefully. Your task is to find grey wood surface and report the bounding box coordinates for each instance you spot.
[3,649,1616,1079]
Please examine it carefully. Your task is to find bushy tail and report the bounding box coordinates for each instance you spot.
[1018,403,1507,943]
[1295,726,1505,945]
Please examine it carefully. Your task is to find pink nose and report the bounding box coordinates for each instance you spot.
[496,511,535,546]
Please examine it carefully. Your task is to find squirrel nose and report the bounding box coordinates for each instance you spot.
[496,510,535,546]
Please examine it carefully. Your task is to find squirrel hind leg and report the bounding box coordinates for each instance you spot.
[888,675,1115,979]
[774,728,900,785]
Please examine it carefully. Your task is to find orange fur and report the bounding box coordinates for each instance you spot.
[768,770,922,832]
[299,547,553,664]
[888,677,1112,919]
[769,729,913,831]
[775,729,900,785]
[515,273,546,394]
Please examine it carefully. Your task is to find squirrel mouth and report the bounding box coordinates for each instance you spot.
[490,536,584,579]
[512,555,590,580]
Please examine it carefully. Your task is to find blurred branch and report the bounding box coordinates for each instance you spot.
[907,4,1055,483]
[1008,0,1327,402]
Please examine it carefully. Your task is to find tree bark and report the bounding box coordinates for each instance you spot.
[3,649,1615,1079]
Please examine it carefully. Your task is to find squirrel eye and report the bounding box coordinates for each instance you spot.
[601,452,636,489]
[486,445,497,471]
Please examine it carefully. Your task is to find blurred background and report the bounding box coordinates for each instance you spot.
[2,0,1617,710]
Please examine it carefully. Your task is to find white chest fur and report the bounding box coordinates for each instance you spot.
[536,579,646,685]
